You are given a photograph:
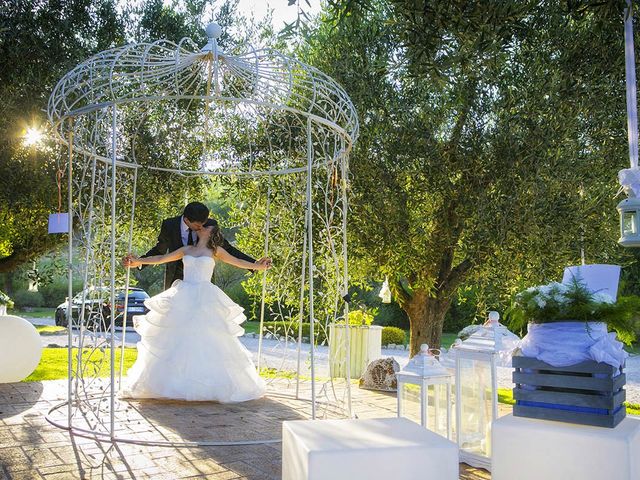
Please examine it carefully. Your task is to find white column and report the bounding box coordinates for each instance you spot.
[306,117,316,419]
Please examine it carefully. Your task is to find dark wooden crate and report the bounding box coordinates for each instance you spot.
[512,355,626,428]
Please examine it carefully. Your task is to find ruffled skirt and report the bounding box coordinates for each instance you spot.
[121,280,265,402]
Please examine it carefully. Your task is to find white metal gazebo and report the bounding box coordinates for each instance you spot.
[45,23,358,445]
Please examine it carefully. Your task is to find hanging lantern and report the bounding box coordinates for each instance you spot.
[378,276,391,304]
[396,344,453,440]
[617,197,640,247]
[618,0,640,248]
[453,311,517,470]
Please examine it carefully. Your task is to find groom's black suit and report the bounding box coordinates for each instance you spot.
[142,216,256,290]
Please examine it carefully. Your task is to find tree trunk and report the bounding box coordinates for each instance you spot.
[404,289,453,356]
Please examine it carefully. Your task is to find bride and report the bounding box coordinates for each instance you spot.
[121,223,269,402]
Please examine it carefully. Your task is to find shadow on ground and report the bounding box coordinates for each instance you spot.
[0,381,43,417]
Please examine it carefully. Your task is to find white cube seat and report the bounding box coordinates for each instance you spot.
[282,417,458,480]
[492,414,640,480]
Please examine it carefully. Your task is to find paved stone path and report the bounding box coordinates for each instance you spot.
[0,378,496,479]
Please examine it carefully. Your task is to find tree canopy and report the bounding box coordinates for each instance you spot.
[296,0,636,352]
[2,0,639,354]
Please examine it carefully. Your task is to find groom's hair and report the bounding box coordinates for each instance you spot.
[183,202,209,223]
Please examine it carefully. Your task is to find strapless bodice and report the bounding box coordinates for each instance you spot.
[182,255,215,283]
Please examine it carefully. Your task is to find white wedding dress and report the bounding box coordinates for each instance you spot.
[122,255,266,402]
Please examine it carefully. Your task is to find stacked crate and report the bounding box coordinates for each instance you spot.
[512,355,626,428]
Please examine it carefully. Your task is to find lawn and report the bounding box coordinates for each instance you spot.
[498,387,640,416]
[25,347,138,382]
[8,307,55,318]
[243,321,260,334]
[34,325,66,334]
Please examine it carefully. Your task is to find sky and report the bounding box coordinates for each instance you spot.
[234,0,322,29]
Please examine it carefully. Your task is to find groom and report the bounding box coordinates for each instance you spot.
[124,202,270,290]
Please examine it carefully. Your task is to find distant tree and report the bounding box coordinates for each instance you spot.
[296,1,633,354]
[0,0,248,290]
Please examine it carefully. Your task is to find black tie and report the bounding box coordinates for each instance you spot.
[187,228,194,245]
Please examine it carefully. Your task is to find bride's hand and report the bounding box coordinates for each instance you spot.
[254,259,272,271]
[123,253,142,268]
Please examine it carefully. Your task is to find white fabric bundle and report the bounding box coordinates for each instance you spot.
[519,321,627,371]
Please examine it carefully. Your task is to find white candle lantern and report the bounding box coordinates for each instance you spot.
[453,311,514,470]
[617,197,640,247]
[396,344,452,440]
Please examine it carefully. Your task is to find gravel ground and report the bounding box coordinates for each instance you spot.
[28,315,640,404]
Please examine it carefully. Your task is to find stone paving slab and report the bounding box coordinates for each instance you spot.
[0,378,496,479]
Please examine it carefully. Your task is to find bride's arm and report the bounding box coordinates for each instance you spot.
[214,247,270,271]
[127,247,187,267]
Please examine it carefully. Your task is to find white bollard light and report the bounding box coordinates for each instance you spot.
[0,315,42,383]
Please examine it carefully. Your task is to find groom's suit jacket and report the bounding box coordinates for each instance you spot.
[142,215,256,290]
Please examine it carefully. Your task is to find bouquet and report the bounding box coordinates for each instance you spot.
[0,290,13,309]
[507,280,638,344]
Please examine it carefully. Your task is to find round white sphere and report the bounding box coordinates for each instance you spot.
[206,22,222,39]
[488,310,500,323]
[0,315,42,383]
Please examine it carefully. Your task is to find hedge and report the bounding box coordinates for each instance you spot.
[381,326,405,346]
[12,290,45,308]
[259,321,406,347]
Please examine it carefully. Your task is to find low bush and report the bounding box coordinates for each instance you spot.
[381,326,405,346]
[259,321,407,348]
[12,290,45,309]
[39,280,83,307]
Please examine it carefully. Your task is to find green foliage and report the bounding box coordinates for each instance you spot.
[0,0,126,273]
[12,290,44,308]
[0,289,13,308]
[443,286,482,333]
[507,280,638,344]
[347,310,374,326]
[296,0,636,353]
[261,320,406,348]
[38,280,84,308]
[381,326,405,346]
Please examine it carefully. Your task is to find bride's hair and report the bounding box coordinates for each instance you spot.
[206,224,224,253]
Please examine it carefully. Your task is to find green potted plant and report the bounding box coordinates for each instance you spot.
[329,309,383,379]
[507,279,638,368]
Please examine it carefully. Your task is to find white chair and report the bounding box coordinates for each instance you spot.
[492,414,640,480]
[282,417,458,480]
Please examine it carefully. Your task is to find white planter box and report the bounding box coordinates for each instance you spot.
[328,324,382,378]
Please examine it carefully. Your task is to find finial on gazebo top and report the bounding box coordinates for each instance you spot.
[206,22,222,39]
[201,22,222,53]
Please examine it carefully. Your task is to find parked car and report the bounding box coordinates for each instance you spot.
[55,286,150,329]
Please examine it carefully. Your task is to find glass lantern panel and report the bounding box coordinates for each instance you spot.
[457,357,492,458]
[426,382,450,439]
[399,382,422,426]
[623,211,636,235]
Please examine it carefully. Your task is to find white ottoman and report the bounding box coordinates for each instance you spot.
[492,414,640,480]
[282,417,458,480]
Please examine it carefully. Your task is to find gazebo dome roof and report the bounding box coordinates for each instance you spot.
[47,24,358,174]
